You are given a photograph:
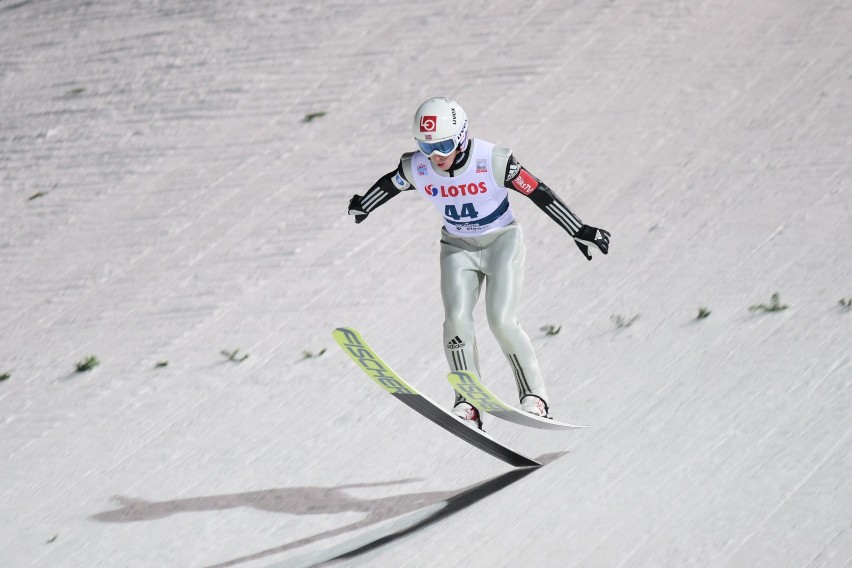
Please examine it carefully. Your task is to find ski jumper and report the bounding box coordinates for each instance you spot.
[405,140,545,404]
[358,138,586,407]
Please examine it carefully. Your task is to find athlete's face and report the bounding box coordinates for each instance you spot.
[429,148,459,171]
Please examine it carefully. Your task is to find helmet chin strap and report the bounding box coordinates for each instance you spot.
[448,137,472,175]
[455,137,470,163]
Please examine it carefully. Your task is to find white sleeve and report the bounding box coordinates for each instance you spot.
[491,145,513,184]
[399,152,416,188]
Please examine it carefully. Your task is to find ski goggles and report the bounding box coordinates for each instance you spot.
[417,138,457,157]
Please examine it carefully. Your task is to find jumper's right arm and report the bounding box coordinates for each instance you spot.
[348,155,414,224]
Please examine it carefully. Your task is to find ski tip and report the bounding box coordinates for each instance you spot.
[333,326,362,342]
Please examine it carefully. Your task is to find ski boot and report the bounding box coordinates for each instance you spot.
[452,401,483,430]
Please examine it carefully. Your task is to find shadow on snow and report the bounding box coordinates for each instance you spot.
[92,452,567,567]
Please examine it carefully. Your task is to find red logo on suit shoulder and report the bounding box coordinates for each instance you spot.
[511,169,538,195]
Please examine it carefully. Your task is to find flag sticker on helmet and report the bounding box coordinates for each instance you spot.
[420,116,437,132]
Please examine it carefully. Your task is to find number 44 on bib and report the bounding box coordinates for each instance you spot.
[445,203,479,221]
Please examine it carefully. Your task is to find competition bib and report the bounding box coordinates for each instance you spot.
[410,139,515,236]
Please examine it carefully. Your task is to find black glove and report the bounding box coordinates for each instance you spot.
[348,195,368,224]
[573,224,610,260]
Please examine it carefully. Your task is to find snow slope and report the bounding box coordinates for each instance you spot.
[1,0,849,566]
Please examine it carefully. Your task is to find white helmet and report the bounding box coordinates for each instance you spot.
[412,97,469,156]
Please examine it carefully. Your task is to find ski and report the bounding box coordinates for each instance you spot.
[333,327,540,468]
[447,370,588,430]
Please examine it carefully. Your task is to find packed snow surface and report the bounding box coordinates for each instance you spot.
[1,0,850,566]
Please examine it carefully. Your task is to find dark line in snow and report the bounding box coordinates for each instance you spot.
[316,464,545,566]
